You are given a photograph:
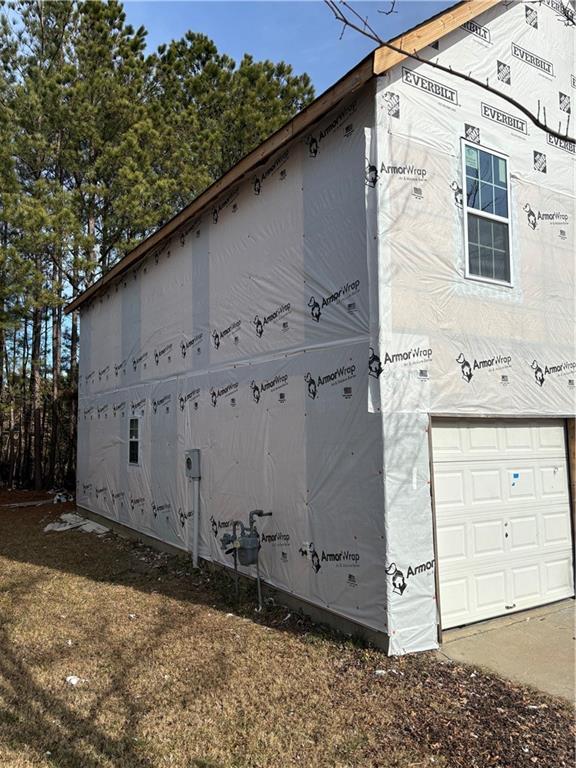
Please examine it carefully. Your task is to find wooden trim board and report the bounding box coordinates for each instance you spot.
[373,0,501,74]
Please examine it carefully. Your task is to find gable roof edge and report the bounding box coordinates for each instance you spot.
[65,0,500,314]
[373,0,501,75]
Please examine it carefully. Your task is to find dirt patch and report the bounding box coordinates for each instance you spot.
[0,500,573,768]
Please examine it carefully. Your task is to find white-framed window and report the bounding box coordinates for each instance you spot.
[462,141,512,286]
[129,417,140,465]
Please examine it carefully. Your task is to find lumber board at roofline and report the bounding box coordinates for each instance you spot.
[373,0,502,74]
[65,55,374,314]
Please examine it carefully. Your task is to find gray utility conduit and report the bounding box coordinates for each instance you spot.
[185,449,201,568]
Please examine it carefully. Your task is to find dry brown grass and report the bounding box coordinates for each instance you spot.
[0,492,573,768]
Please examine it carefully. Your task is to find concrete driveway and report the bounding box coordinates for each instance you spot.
[438,599,575,703]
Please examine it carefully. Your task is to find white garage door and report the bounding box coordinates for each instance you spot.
[432,419,574,630]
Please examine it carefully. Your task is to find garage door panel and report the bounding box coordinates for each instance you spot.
[509,516,538,550]
[433,425,465,455]
[474,570,506,610]
[470,469,501,503]
[433,419,574,630]
[469,426,500,453]
[436,460,566,510]
[537,424,567,450]
[545,558,574,593]
[440,577,469,625]
[503,424,534,451]
[510,564,541,600]
[472,520,505,556]
[434,420,567,459]
[543,511,572,545]
[434,469,465,506]
[508,467,536,499]
[540,465,569,498]
[437,523,466,561]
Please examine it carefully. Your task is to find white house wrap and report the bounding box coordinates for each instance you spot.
[72,1,575,654]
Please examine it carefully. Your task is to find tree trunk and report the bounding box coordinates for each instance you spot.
[66,309,79,487]
[31,306,43,490]
[7,403,16,488]
[9,328,18,487]
[20,317,31,485]
[49,266,62,483]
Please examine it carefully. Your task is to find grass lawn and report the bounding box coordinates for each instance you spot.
[0,492,573,768]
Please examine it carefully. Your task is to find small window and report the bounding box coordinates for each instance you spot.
[463,142,511,285]
[129,417,140,465]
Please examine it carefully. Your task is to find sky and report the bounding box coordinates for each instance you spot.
[123,0,456,94]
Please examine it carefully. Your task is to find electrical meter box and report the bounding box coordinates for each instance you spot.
[185,449,201,479]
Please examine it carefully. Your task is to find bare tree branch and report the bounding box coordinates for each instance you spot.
[551,0,575,26]
[325,0,574,143]
[378,1,397,16]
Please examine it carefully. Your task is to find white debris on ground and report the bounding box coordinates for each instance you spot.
[134,547,172,569]
[53,491,74,503]
[44,512,109,536]
[65,675,85,687]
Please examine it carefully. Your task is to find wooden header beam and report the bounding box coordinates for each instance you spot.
[373,0,502,75]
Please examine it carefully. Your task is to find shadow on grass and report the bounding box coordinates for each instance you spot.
[0,503,245,767]
[0,502,348,648]
[0,622,153,768]
[2,502,573,768]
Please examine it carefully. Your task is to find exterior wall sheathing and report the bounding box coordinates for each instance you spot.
[77,1,575,654]
[371,0,575,652]
[77,84,392,638]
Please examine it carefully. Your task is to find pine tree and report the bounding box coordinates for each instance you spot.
[0,0,315,488]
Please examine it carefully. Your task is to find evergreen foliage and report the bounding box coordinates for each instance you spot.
[0,0,314,488]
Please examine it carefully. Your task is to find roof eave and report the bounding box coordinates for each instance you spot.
[65,0,501,315]
[65,52,375,315]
